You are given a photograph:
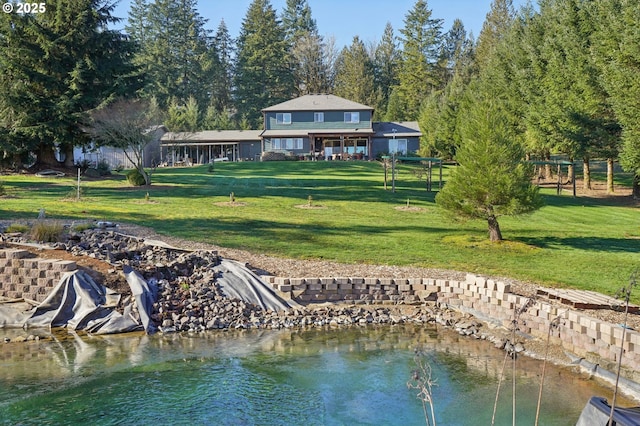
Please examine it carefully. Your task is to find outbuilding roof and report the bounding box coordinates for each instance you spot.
[373,121,422,138]
[262,94,374,112]
[161,130,262,143]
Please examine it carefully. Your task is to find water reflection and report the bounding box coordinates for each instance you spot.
[0,325,627,425]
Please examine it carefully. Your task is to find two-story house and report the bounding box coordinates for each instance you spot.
[261,94,375,160]
[156,94,422,164]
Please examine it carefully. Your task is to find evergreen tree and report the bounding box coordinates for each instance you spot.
[333,37,377,108]
[209,20,235,113]
[0,0,139,167]
[281,0,317,41]
[535,0,619,189]
[475,0,515,71]
[394,0,444,121]
[281,0,329,95]
[373,23,400,119]
[234,0,295,127]
[592,0,640,197]
[291,33,333,95]
[127,0,213,109]
[436,88,542,242]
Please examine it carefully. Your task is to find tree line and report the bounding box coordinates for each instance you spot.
[0,0,638,198]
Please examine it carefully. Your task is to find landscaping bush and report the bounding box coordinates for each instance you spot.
[261,151,287,161]
[30,221,64,242]
[126,169,146,186]
[96,159,111,176]
[0,180,5,196]
[5,223,29,234]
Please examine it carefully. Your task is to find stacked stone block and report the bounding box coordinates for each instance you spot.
[264,271,640,376]
[0,248,77,302]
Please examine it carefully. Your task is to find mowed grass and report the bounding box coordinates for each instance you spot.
[1,161,638,300]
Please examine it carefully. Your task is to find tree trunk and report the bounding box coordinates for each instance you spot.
[607,158,615,193]
[488,215,503,242]
[35,143,61,167]
[633,174,640,200]
[62,143,75,168]
[583,157,590,191]
[544,152,552,180]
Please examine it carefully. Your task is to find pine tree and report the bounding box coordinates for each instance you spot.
[128,0,212,109]
[394,0,444,121]
[436,88,542,242]
[475,0,515,71]
[0,0,139,167]
[209,20,234,113]
[333,37,376,107]
[373,23,400,118]
[281,0,317,41]
[234,0,295,127]
[592,0,640,197]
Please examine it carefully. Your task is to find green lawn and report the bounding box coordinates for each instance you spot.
[1,161,638,300]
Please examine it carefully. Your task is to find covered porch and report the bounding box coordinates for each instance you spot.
[311,131,373,161]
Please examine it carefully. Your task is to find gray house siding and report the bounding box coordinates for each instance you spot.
[265,110,373,131]
[371,136,421,159]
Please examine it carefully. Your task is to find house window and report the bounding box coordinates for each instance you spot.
[314,112,324,123]
[344,112,360,123]
[276,113,291,124]
[272,138,303,150]
[389,139,408,155]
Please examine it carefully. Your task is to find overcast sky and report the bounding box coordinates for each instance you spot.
[112,0,533,49]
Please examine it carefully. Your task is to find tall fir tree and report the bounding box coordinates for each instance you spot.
[281,0,330,95]
[0,0,139,167]
[393,0,444,121]
[475,0,515,72]
[209,20,235,114]
[234,0,295,127]
[373,23,400,120]
[333,37,376,107]
[592,0,640,197]
[126,0,213,109]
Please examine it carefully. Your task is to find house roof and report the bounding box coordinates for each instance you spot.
[373,121,422,138]
[161,130,262,144]
[262,94,374,112]
[261,128,375,137]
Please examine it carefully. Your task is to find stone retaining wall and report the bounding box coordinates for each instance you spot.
[264,272,640,379]
[0,249,77,302]
[1,247,638,382]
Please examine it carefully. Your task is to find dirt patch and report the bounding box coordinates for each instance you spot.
[294,204,326,209]
[395,206,425,212]
[214,201,248,207]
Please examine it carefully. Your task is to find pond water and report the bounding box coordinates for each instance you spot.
[0,324,623,425]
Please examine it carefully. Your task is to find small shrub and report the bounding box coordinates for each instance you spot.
[30,221,65,242]
[208,164,215,173]
[261,151,287,161]
[0,180,5,196]
[127,169,146,186]
[114,163,124,173]
[5,223,30,234]
[145,192,150,202]
[75,159,91,172]
[96,159,111,176]
[84,168,101,178]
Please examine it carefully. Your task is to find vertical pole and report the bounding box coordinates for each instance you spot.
[439,160,443,190]
[77,168,81,200]
[557,164,562,195]
[384,158,388,190]
[428,160,432,192]
[391,152,396,193]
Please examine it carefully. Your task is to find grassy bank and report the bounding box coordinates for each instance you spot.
[1,161,638,299]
